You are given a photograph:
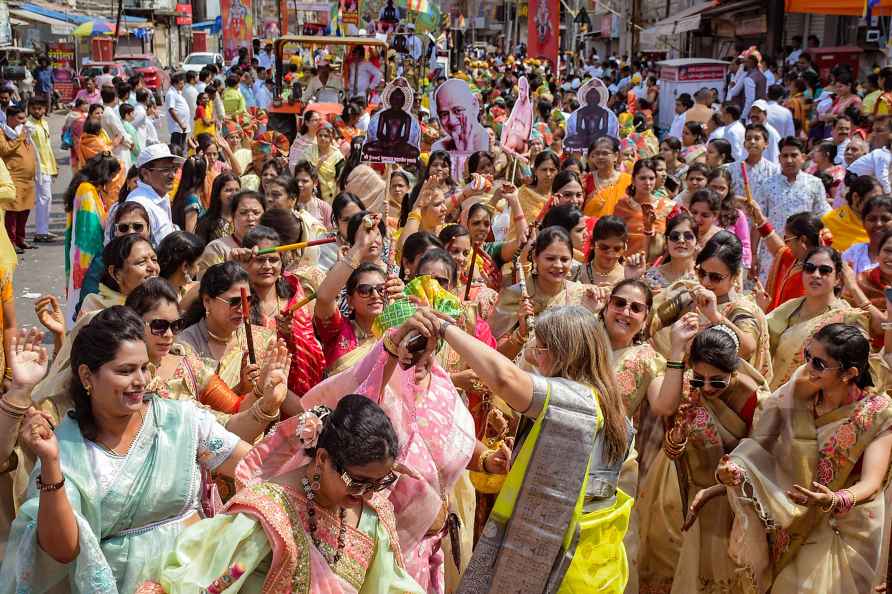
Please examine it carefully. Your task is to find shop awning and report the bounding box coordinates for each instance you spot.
[784,0,892,16]
[11,2,149,25]
[191,18,221,33]
[642,1,717,36]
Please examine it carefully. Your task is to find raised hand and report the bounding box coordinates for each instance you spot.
[258,340,292,413]
[670,312,700,356]
[787,481,835,509]
[9,328,49,389]
[34,295,64,338]
[624,252,647,280]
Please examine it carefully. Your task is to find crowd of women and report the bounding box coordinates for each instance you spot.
[0,49,891,594]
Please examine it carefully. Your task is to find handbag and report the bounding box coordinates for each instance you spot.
[61,127,73,150]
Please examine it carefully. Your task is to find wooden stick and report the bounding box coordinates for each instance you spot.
[464,243,480,301]
[510,155,518,184]
[240,287,256,365]
[256,237,337,255]
[283,290,317,314]
[740,162,755,206]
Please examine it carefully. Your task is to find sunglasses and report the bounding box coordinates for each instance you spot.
[609,295,647,314]
[339,469,398,495]
[145,318,185,336]
[252,255,280,266]
[689,375,730,390]
[668,230,696,243]
[804,348,841,373]
[116,222,146,234]
[354,283,386,298]
[696,267,729,284]
[803,262,835,276]
[215,295,248,308]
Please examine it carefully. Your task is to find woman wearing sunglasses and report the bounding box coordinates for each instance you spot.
[315,213,403,375]
[767,247,869,391]
[125,277,289,443]
[662,324,770,593]
[643,211,697,293]
[195,190,266,279]
[716,323,892,594]
[63,152,122,324]
[242,225,325,398]
[138,396,426,594]
[179,262,276,399]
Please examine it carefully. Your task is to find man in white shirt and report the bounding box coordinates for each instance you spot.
[165,72,191,150]
[183,70,199,121]
[132,88,151,147]
[196,69,210,94]
[128,144,184,244]
[258,43,274,70]
[848,146,892,193]
[748,100,782,163]
[406,24,423,61]
[668,93,694,140]
[302,58,343,102]
[726,54,766,119]
[720,102,747,162]
[346,46,383,100]
[785,35,804,66]
[95,65,114,88]
[765,84,795,139]
[100,86,133,169]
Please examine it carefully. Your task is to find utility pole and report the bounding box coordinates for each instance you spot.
[113,0,123,53]
[630,0,640,56]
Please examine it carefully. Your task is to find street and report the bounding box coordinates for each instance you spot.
[13,111,81,333]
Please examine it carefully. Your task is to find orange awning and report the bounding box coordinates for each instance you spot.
[785,0,892,16]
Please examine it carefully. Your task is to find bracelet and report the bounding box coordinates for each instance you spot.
[757,222,773,237]
[666,360,685,370]
[511,327,527,345]
[833,488,856,515]
[0,396,30,418]
[437,319,454,340]
[663,431,687,459]
[36,475,65,492]
[343,250,362,270]
[479,448,497,474]
[856,301,872,310]
[250,401,280,424]
[3,367,12,381]
[383,332,399,357]
[821,492,838,513]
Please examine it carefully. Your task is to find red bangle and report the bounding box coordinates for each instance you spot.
[758,222,773,237]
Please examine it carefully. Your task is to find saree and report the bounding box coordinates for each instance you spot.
[457,374,633,594]
[669,363,769,594]
[725,370,892,594]
[0,397,238,594]
[195,235,240,279]
[301,342,477,594]
[613,196,673,256]
[854,267,888,348]
[766,297,867,391]
[488,279,596,340]
[764,248,803,313]
[177,319,276,391]
[517,185,550,222]
[583,172,632,218]
[305,144,344,203]
[65,181,108,325]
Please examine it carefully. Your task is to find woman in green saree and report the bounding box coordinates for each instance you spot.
[715,323,892,594]
[407,303,634,593]
[0,306,264,593]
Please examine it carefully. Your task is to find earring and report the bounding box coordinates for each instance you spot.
[84,384,92,396]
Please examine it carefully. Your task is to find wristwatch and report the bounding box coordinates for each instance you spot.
[438,319,454,339]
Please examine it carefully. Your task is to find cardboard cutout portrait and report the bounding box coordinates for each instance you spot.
[500,76,533,158]
[565,77,619,152]
[431,78,491,154]
[363,77,421,164]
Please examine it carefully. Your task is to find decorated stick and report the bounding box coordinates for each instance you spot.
[256,237,337,255]
[464,243,480,301]
[383,164,395,274]
[283,290,317,315]
[514,252,534,333]
[740,162,755,206]
[240,287,256,365]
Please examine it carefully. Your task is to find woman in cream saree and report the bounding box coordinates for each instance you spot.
[718,324,892,594]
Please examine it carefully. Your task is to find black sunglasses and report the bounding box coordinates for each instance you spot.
[689,375,730,390]
[803,262,835,276]
[609,295,647,314]
[804,348,841,373]
[215,295,247,309]
[696,267,729,284]
[668,230,696,243]
[339,468,399,495]
[355,283,386,298]
[146,318,185,336]
[116,222,146,234]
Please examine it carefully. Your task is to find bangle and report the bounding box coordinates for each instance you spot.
[479,448,497,474]
[857,301,872,310]
[437,319,454,339]
[383,331,399,357]
[511,327,527,344]
[36,475,65,492]
[3,367,12,381]
[343,250,362,270]
[881,321,892,331]
[833,488,856,515]
[757,222,773,237]
[821,492,838,513]
[666,360,685,370]
[0,396,29,418]
[250,401,280,424]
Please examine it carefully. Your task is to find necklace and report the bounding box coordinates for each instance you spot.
[302,474,347,566]
[207,326,232,343]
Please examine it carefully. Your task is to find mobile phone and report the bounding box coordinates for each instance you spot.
[405,331,429,354]
[885,287,892,302]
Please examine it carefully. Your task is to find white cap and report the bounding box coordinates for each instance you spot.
[407,23,416,30]
[135,144,185,169]
[751,99,769,112]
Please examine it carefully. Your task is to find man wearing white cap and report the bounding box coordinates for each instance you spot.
[126,144,184,244]
[302,57,342,102]
[406,23,423,62]
[748,99,781,164]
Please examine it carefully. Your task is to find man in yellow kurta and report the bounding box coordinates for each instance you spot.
[0,105,37,253]
[27,96,58,243]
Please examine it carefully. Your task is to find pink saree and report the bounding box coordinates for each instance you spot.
[301,342,477,594]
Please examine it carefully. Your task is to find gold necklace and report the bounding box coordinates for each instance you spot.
[207,326,232,343]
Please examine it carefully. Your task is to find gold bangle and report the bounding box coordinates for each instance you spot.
[251,401,280,424]
[343,250,362,270]
[479,448,496,474]
[821,492,838,513]
[383,333,399,357]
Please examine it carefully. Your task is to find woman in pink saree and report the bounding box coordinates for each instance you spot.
[301,313,507,594]
[137,396,424,593]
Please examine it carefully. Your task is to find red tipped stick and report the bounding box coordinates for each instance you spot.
[240,287,256,364]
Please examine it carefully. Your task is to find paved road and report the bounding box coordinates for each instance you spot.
[13,111,71,334]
